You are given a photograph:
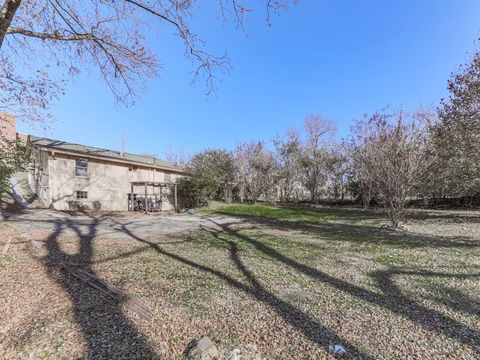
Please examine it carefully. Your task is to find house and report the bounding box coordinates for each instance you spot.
[1,113,184,212]
[27,136,184,211]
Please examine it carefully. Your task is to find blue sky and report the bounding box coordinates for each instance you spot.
[17,0,480,159]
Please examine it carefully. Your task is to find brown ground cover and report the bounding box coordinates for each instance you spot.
[1,204,479,359]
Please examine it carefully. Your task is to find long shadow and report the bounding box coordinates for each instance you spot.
[210,213,480,249]
[115,220,374,359]
[404,209,480,223]
[21,210,480,357]
[204,218,480,353]
[216,204,480,223]
[421,284,480,317]
[41,216,157,359]
[371,267,480,316]
[213,205,378,222]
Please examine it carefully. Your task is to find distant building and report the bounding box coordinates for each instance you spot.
[1,113,184,211]
[0,112,17,143]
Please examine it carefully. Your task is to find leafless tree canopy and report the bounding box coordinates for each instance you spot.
[4,3,480,226]
[350,111,429,226]
[0,0,296,121]
[300,115,335,203]
[273,130,303,203]
[177,109,441,227]
[233,141,277,204]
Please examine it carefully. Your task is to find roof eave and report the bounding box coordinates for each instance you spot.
[34,145,185,173]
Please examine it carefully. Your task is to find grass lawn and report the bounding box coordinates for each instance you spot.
[201,203,337,221]
[1,204,479,359]
[200,202,376,222]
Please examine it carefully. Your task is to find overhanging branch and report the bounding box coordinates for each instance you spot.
[6,27,95,41]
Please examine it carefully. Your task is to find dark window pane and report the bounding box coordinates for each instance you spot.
[76,191,88,199]
[76,167,88,177]
[75,158,88,176]
[76,158,88,168]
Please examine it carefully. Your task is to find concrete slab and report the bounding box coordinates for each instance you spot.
[1,208,243,241]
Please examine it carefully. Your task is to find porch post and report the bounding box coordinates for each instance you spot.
[174,183,178,212]
[130,184,133,211]
[144,182,148,213]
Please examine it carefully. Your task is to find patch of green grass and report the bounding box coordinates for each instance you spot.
[203,204,335,222]
[355,243,384,255]
[362,219,383,228]
[376,255,404,265]
[142,266,154,281]
[0,254,16,263]
[189,228,329,265]
[375,254,425,266]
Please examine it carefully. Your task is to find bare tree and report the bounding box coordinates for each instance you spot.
[352,111,428,227]
[233,142,249,203]
[234,141,277,203]
[301,114,335,203]
[324,143,349,201]
[273,129,304,203]
[349,119,376,209]
[0,0,296,122]
[164,146,188,166]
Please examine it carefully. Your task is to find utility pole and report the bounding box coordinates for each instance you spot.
[121,130,125,156]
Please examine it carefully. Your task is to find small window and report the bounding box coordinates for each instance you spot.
[129,166,138,172]
[165,173,171,182]
[75,158,88,177]
[76,191,88,199]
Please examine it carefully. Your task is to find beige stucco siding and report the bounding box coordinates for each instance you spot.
[40,153,178,211]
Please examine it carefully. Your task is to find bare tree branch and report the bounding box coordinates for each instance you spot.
[0,0,296,122]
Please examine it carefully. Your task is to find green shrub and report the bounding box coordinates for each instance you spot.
[177,149,235,209]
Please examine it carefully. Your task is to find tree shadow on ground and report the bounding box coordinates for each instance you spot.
[201,218,480,354]
[208,213,480,249]
[404,209,480,223]
[301,204,480,224]
[21,210,480,359]
[420,283,480,318]
[113,220,375,359]
[41,216,157,360]
[103,213,480,356]
[212,205,378,222]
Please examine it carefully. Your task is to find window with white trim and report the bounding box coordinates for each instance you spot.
[75,158,89,177]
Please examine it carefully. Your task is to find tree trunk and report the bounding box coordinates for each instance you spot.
[0,0,21,49]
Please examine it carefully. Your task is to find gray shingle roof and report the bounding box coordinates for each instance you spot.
[28,135,182,172]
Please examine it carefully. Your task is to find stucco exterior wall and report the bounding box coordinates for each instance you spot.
[31,151,179,211]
